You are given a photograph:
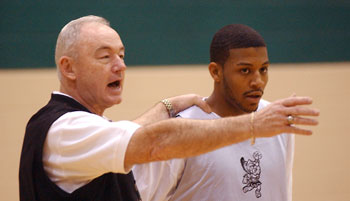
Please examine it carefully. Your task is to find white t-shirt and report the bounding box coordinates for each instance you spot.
[133,99,295,201]
[43,92,140,193]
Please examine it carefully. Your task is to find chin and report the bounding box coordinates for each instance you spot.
[242,105,259,113]
[106,96,123,107]
[113,98,122,105]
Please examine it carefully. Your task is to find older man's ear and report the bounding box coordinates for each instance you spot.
[58,56,77,81]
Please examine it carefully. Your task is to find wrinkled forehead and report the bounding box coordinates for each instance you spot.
[77,22,124,52]
[79,22,122,44]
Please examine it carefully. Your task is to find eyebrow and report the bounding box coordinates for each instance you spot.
[237,61,270,66]
[95,46,125,52]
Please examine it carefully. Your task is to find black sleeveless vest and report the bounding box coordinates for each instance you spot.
[19,94,141,201]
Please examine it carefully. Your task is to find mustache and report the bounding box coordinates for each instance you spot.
[243,89,264,96]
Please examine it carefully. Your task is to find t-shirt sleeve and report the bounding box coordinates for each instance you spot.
[43,111,140,191]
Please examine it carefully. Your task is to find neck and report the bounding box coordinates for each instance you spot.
[206,91,246,117]
[59,85,105,116]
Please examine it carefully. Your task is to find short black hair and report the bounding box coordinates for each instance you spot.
[210,24,266,66]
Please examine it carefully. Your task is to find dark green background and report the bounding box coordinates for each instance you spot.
[1,0,349,68]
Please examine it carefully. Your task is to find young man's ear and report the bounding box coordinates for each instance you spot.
[58,56,76,81]
[208,62,223,83]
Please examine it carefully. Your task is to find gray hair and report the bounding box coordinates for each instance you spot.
[55,15,110,79]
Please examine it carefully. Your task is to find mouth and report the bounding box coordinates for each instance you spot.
[244,90,263,100]
[246,94,261,99]
[107,80,121,89]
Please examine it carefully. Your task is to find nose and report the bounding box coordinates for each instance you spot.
[250,71,264,89]
[112,55,127,72]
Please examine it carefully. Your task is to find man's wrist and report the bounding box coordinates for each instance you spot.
[161,99,175,118]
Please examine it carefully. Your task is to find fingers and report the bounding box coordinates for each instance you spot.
[283,106,320,117]
[273,96,320,127]
[285,125,313,136]
[192,96,212,113]
[287,116,319,126]
[255,96,320,138]
[169,94,212,114]
[283,114,318,136]
[280,96,313,107]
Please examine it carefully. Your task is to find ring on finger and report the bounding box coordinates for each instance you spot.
[287,115,294,125]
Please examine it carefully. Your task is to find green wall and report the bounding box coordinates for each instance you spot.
[1,0,349,68]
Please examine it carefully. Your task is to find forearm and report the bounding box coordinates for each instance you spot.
[125,115,251,168]
[133,102,169,126]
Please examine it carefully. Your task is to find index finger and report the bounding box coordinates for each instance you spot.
[281,96,313,107]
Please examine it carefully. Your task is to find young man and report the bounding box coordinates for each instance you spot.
[19,16,319,201]
[133,24,301,201]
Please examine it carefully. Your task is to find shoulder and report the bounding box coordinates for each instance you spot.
[257,99,270,111]
[53,111,140,133]
[177,105,218,120]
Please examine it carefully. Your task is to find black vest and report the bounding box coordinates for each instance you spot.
[19,94,140,201]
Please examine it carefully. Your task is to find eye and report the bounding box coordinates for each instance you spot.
[240,68,250,74]
[119,54,125,59]
[260,67,268,73]
[100,55,110,59]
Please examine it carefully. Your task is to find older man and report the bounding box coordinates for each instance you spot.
[19,16,319,201]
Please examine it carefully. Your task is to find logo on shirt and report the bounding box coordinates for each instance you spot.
[240,151,263,198]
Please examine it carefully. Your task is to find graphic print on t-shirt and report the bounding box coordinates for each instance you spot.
[240,151,263,198]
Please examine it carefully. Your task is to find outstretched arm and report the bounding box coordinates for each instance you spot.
[125,96,319,169]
